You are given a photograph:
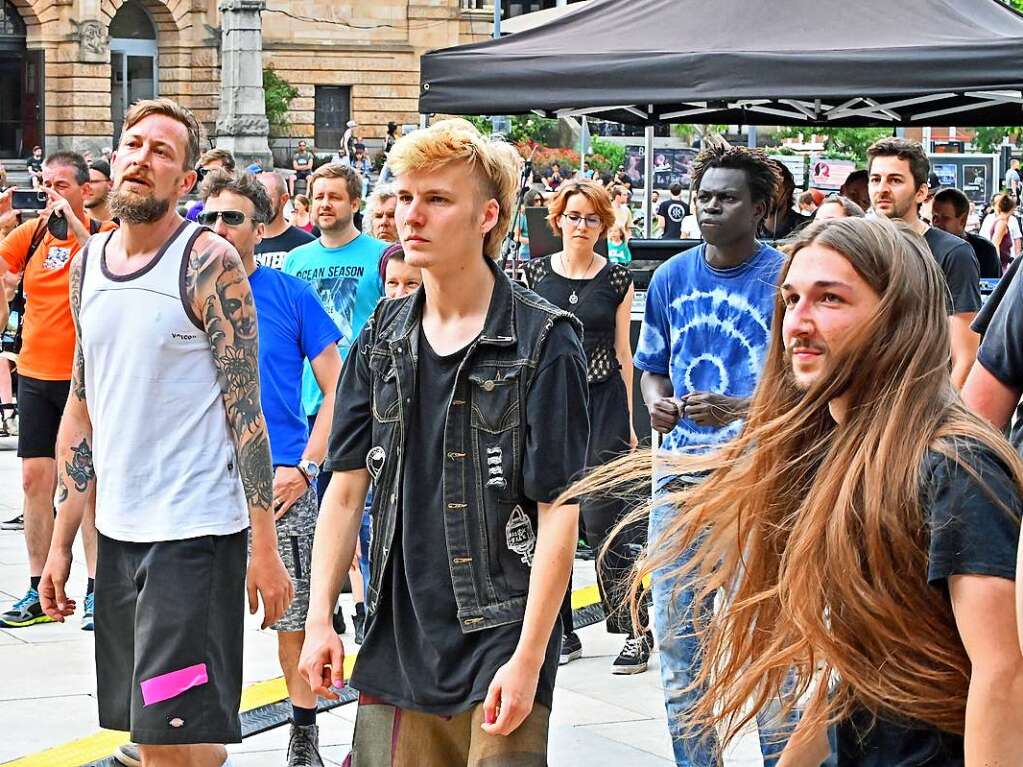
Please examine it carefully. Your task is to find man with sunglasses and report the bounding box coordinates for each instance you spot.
[199,170,342,766]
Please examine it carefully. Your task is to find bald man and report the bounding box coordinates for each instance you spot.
[255,171,315,269]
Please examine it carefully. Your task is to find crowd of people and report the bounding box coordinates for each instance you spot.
[0,97,1022,767]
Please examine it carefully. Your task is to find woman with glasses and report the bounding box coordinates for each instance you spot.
[522,180,650,675]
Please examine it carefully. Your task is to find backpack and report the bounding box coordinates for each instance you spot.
[9,217,102,354]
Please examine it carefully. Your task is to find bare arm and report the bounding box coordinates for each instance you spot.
[614,282,637,447]
[306,344,342,465]
[949,574,1023,765]
[186,232,292,628]
[482,500,580,735]
[300,469,371,697]
[270,343,342,518]
[962,362,1021,431]
[39,253,94,620]
[949,313,980,391]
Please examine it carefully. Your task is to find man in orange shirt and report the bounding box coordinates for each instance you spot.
[0,151,115,630]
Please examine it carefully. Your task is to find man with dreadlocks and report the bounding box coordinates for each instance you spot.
[633,144,793,765]
[594,216,1023,765]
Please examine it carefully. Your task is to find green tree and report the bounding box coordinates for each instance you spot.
[776,127,891,165]
[972,126,1022,153]
[263,67,300,133]
[465,115,560,145]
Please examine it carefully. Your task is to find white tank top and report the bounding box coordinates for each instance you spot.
[79,220,248,542]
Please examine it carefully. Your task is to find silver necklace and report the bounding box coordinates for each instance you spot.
[560,251,596,305]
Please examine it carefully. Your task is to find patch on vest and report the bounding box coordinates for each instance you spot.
[366,446,386,482]
[505,505,535,566]
[485,445,507,489]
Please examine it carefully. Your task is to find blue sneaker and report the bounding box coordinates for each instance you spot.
[81,591,95,631]
[0,587,55,628]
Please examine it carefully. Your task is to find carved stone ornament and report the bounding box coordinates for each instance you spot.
[215,115,270,137]
[79,20,109,63]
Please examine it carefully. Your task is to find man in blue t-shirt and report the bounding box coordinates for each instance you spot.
[201,171,342,763]
[634,145,791,767]
[283,164,386,462]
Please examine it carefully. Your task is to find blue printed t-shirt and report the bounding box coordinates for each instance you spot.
[283,233,387,416]
[634,242,784,453]
[249,265,341,466]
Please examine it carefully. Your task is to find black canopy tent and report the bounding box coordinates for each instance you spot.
[419,0,1023,129]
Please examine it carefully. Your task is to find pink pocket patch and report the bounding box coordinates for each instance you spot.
[140,663,209,707]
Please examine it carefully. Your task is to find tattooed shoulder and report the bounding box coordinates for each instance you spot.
[183,232,245,315]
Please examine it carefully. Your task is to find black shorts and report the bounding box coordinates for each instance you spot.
[95,530,248,745]
[16,375,70,458]
[296,170,310,180]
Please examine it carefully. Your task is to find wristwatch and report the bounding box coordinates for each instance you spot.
[297,459,320,484]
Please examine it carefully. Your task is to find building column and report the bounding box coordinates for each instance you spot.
[215,0,272,168]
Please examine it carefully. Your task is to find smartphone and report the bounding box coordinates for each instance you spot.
[11,189,48,211]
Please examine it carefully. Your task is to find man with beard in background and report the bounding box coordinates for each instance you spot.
[283,163,386,502]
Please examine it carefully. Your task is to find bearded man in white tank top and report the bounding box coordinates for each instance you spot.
[38,98,294,767]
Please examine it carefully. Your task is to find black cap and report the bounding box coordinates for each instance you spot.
[89,159,111,180]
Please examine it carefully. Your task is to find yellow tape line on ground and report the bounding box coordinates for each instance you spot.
[3,654,358,767]
[7,583,612,767]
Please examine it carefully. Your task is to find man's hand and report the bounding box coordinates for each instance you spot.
[247,545,294,630]
[480,653,541,736]
[649,396,682,434]
[680,392,748,427]
[38,546,76,621]
[273,466,309,520]
[299,621,346,700]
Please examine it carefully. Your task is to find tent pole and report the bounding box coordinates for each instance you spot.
[419,114,428,130]
[644,125,654,237]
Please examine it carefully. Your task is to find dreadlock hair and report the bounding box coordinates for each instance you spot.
[562,215,1023,756]
[691,145,781,209]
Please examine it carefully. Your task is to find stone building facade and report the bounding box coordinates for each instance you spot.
[0,0,493,160]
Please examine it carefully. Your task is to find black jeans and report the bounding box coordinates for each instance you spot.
[560,376,649,637]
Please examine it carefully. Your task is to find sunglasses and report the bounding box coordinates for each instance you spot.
[197,209,252,227]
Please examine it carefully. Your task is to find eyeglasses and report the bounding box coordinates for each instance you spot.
[197,209,252,227]
[561,212,602,229]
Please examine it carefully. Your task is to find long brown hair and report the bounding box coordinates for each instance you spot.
[569,217,1023,751]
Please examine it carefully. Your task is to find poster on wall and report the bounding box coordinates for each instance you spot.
[809,157,856,190]
[625,146,697,189]
[963,165,988,203]
[932,163,958,188]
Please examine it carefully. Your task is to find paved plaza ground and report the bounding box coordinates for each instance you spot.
[0,432,764,766]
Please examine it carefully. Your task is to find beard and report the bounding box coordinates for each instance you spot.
[110,189,171,224]
[316,209,353,233]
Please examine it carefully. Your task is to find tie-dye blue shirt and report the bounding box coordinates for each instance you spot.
[634,242,784,453]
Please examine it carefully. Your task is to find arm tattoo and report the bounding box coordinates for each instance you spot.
[69,255,86,402]
[65,438,95,493]
[239,434,274,510]
[56,475,68,504]
[186,235,273,513]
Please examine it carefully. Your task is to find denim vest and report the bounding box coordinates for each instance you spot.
[360,260,583,633]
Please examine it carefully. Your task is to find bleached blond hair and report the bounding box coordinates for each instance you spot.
[386,118,519,260]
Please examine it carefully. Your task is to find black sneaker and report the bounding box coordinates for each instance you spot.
[112,743,141,767]
[0,587,54,628]
[287,722,323,767]
[0,513,23,531]
[332,605,346,636]
[576,539,596,560]
[353,611,365,645]
[559,631,582,665]
[611,634,651,675]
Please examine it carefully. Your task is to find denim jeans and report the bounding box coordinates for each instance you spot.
[650,501,799,766]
